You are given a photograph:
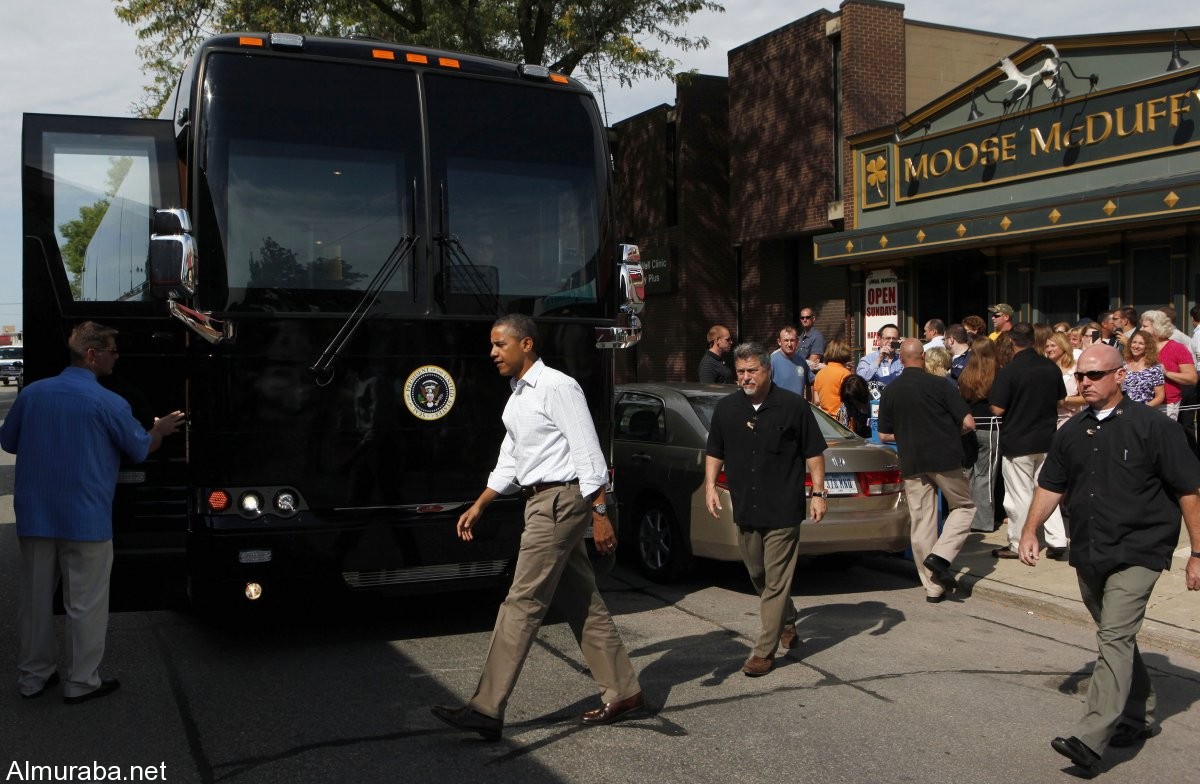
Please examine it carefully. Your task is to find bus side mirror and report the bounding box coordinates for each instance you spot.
[619,244,645,315]
[147,208,196,300]
[595,243,645,349]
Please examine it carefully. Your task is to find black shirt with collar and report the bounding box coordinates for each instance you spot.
[877,367,972,478]
[706,384,827,528]
[990,348,1067,457]
[1039,396,1200,573]
[698,350,734,384]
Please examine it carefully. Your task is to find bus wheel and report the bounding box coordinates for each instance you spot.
[634,500,691,582]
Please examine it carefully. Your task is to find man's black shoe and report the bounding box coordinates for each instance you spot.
[922,553,957,592]
[1109,722,1160,747]
[1051,736,1101,774]
[21,671,60,699]
[1046,546,1069,560]
[431,704,503,741]
[63,678,120,705]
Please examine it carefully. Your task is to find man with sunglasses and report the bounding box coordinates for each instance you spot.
[1019,344,1200,774]
[2,322,184,703]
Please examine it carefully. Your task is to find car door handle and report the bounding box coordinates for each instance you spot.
[631,453,652,464]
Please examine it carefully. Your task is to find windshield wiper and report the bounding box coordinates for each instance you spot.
[308,233,417,384]
[437,234,503,315]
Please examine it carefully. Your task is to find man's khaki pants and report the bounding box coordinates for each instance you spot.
[903,468,976,598]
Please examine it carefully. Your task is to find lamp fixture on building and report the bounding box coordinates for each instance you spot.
[1046,60,1099,103]
[966,88,1009,121]
[892,112,930,144]
[1167,29,1197,72]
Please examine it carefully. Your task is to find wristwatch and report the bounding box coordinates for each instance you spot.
[812,490,829,499]
[1191,551,1200,559]
[592,503,608,516]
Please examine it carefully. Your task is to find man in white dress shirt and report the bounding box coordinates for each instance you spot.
[432,314,643,741]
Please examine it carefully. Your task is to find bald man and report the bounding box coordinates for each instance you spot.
[877,339,977,602]
[1020,344,1200,773]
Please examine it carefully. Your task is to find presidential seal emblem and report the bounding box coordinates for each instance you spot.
[403,365,456,421]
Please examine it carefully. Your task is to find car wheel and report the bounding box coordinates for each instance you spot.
[634,501,692,582]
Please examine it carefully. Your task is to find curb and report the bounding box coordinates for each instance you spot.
[858,553,1200,660]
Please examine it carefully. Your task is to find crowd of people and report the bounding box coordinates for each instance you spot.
[698,304,1200,773]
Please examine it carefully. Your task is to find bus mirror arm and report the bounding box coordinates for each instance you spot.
[308,233,418,385]
[168,300,234,344]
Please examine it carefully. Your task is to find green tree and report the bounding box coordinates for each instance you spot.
[114,0,723,116]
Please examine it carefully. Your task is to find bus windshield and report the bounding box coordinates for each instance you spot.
[198,53,610,316]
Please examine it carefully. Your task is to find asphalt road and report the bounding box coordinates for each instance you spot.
[2,384,1199,783]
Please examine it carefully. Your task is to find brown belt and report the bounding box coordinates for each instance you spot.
[521,479,579,498]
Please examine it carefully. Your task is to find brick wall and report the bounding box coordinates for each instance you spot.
[613,77,732,383]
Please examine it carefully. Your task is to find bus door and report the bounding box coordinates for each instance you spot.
[22,113,190,555]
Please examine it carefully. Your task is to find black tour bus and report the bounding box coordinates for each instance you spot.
[21,32,644,606]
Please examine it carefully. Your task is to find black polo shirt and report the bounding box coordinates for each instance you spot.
[698,350,734,384]
[990,349,1066,457]
[1039,396,1200,573]
[877,368,971,478]
[706,384,827,528]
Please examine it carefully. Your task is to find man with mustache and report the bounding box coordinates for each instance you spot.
[705,342,827,677]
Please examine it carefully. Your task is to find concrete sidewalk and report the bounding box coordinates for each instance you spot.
[867,527,1200,658]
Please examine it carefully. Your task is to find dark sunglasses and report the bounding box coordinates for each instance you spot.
[1073,367,1121,382]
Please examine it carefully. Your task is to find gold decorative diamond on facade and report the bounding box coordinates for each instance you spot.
[1164,191,1180,208]
[916,229,926,242]
[956,224,967,237]
[1048,208,1062,224]
[1103,200,1117,216]
[1000,216,1012,231]
[845,240,855,252]
[879,235,889,248]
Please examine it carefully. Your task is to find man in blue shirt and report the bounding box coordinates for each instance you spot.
[770,326,809,394]
[1,322,183,703]
[856,323,904,390]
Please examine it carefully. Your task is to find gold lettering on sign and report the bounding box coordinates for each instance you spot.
[1086,112,1113,145]
[1146,97,1168,131]
[1030,123,1062,156]
[1115,105,1143,137]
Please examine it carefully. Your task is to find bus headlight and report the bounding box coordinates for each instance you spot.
[239,491,264,517]
[274,490,297,515]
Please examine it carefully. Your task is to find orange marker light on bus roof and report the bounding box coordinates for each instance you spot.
[406,53,429,64]
[438,57,461,69]
[549,73,569,84]
[238,37,265,47]
[372,49,396,61]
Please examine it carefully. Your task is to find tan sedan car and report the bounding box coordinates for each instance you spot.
[614,383,910,582]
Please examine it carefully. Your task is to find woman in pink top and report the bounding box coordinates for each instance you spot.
[1141,309,1198,420]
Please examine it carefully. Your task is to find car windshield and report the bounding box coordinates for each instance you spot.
[683,390,857,440]
[0,347,22,360]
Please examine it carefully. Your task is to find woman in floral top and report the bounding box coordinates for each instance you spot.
[1121,330,1165,406]
[1141,309,1198,420]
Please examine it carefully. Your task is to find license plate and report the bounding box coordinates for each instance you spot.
[825,473,859,496]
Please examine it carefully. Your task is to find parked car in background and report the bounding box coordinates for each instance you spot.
[613,382,910,582]
[0,346,23,388]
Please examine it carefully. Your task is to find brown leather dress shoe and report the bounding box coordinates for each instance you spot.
[742,655,774,677]
[779,625,799,649]
[580,692,646,725]
[991,547,1019,559]
[431,704,503,741]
